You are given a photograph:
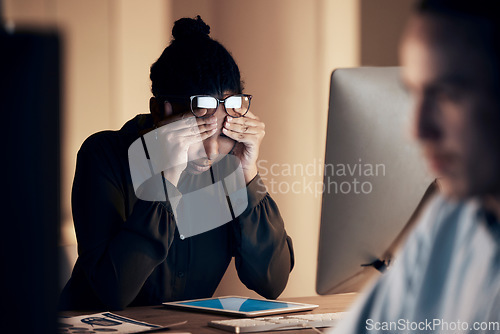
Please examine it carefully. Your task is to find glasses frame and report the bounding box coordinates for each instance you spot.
[157,94,252,118]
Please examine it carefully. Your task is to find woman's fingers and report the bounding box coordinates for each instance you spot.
[157,113,217,132]
[198,127,218,140]
[242,110,260,120]
[222,113,264,183]
[226,115,264,129]
[180,119,217,137]
[224,120,259,134]
[222,127,255,142]
[157,114,217,144]
[222,115,265,142]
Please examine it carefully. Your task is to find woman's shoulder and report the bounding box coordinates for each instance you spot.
[78,114,152,155]
[77,130,125,163]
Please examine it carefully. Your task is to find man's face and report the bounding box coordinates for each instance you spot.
[400,14,500,199]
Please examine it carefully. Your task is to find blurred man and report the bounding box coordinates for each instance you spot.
[330,0,500,332]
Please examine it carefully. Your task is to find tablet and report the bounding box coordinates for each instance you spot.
[162,296,318,317]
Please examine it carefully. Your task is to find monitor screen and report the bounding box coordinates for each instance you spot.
[316,67,434,295]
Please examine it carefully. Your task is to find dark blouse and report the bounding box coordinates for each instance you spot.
[59,114,294,310]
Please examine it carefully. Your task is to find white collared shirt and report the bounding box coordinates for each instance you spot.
[329,195,500,334]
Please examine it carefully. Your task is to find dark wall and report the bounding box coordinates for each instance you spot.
[360,0,416,66]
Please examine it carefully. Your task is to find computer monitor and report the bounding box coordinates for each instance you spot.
[316,67,434,295]
[1,27,60,333]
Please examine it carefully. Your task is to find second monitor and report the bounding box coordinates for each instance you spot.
[316,67,434,295]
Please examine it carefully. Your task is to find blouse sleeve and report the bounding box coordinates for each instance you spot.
[71,134,177,310]
[231,174,295,299]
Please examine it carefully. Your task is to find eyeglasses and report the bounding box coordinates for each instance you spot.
[158,94,252,118]
[190,94,252,118]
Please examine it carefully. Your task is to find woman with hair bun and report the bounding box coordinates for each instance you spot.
[59,16,294,310]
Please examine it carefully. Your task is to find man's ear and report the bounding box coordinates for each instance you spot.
[149,97,174,124]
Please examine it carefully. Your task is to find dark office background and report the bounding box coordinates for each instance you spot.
[1,0,415,304]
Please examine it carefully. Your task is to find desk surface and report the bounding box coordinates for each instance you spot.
[61,294,357,333]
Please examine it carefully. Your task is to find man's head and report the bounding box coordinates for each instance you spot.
[400,0,500,199]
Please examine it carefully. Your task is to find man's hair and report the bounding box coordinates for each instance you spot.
[417,0,499,18]
[150,15,242,98]
[416,0,500,91]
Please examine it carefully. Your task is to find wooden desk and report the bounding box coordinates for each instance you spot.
[62,294,357,333]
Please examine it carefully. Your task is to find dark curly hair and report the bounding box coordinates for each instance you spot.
[150,15,243,99]
[416,0,500,92]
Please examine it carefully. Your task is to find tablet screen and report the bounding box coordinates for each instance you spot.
[179,297,290,312]
[162,296,318,317]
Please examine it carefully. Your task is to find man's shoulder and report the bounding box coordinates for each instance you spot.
[428,196,479,225]
[414,195,480,244]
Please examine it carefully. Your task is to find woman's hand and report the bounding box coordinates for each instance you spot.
[155,112,217,186]
[222,110,265,183]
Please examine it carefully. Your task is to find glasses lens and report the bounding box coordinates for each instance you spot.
[225,95,250,117]
[191,96,217,117]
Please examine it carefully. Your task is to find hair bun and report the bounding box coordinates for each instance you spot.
[172,15,210,41]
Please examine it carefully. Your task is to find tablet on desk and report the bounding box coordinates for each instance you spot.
[162,296,318,317]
